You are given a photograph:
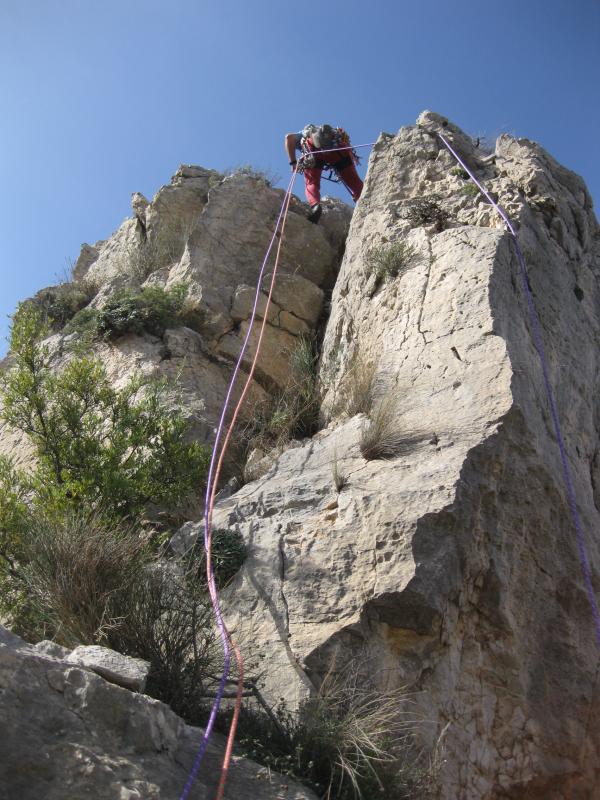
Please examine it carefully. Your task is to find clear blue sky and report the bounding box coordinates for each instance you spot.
[1,0,598,356]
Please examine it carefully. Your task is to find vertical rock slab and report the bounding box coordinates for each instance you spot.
[217,114,600,798]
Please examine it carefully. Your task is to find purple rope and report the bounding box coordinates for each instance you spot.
[437,132,600,648]
[179,171,298,799]
[180,138,376,796]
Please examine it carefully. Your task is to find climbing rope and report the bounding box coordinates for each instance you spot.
[180,167,299,800]
[436,131,600,649]
[182,139,377,799]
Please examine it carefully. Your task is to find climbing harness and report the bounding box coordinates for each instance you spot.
[436,131,600,650]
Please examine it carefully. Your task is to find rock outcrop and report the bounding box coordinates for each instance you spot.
[204,113,599,799]
[0,169,350,468]
[0,625,316,799]
[2,113,599,799]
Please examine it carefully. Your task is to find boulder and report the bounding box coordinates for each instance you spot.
[0,626,317,799]
[67,645,150,693]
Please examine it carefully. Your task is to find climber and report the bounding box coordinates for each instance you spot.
[285,124,363,224]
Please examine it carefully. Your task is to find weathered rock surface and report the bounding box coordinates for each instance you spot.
[206,113,600,799]
[67,645,150,692]
[0,168,351,468]
[0,625,317,800]
[3,113,600,799]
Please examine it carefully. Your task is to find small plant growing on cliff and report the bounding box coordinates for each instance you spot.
[186,527,247,589]
[227,164,281,187]
[365,240,419,285]
[126,228,191,281]
[227,658,433,799]
[65,283,204,340]
[238,335,320,462]
[97,283,189,339]
[460,182,480,198]
[331,452,349,493]
[22,280,98,332]
[359,392,425,461]
[406,198,449,232]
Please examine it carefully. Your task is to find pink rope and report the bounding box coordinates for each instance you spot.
[180,169,299,799]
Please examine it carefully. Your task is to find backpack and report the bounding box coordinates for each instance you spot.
[301,123,336,151]
[300,124,359,166]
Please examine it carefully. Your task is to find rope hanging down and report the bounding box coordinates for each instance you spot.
[182,140,376,799]
[436,132,600,649]
[180,167,300,800]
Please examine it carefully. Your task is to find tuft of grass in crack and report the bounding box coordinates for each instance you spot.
[359,392,425,460]
[221,654,441,799]
[365,240,419,286]
[331,451,349,493]
[234,335,320,479]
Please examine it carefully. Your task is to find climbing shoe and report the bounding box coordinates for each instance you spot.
[308,203,322,224]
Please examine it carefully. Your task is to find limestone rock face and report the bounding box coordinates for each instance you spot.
[0,169,351,467]
[3,114,600,799]
[0,626,316,800]
[212,114,600,799]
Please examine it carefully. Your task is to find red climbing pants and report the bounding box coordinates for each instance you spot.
[303,149,363,206]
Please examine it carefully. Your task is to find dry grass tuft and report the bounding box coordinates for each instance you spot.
[19,510,151,646]
[336,352,377,418]
[331,451,349,493]
[359,392,425,461]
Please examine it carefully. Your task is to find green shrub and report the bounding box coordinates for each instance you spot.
[63,306,102,338]
[18,280,97,333]
[450,167,469,180]
[460,183,480,197]
[97,284,188,339]
[365,241,419,285]
[186,527,247,589]
[0,303,210,521]
[406,198,450,232]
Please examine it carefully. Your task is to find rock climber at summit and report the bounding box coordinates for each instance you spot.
[285,124,363,224]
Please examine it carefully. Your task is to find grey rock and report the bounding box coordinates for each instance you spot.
[67,645,150,693]
[72,242,100,280]
[34,640,71,659]
[170,520,202,558]
[213,114,600,799]
[0,626,317,799]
